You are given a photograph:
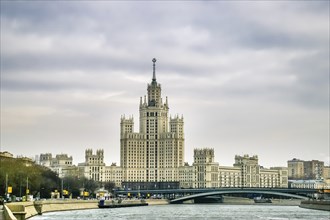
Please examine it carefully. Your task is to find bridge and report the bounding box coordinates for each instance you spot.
[170,189,309,204]
[114,187,316,202]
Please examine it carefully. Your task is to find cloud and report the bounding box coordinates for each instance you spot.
[1,1,328,167]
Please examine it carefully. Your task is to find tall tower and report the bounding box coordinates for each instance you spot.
[120,59,185,183]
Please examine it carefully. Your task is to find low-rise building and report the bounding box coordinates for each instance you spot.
[177,149,288,189]
[289,179,330,189]
[0,151,14,158]
[218,166,241,188]
[323,166,330,179]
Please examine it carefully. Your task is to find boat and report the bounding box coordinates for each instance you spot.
[98,199,148,208]
[254,197,272,203]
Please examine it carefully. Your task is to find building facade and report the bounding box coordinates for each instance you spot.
[288,158,305,179]
[288,158,325,180]
[39,153,75,178]
[193,148,219,188]
[77,149,123,186]
[289,180,330,189]
[78,149,105,182]
[180,150,288,189]
[46,59,292,189]
[303,160,324,180]
[323,166,330,180]
[120,58,184,183]
[104,163,123,187]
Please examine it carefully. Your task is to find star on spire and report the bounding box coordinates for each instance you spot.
[152,58,157,83]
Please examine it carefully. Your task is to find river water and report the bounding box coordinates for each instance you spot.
[31,204,329,220]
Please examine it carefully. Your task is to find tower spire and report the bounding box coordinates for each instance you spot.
[152,58,157,83]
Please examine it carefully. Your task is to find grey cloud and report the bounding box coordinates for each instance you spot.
[1,1,328,167]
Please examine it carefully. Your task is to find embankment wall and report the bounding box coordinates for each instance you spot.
[299,200,330,211]
[5,200,98,220]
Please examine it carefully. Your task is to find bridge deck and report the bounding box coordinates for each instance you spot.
[169,190,309,204]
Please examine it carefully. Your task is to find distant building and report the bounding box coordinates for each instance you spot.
[39,153,76,178]
[323,166,330,179]
[193,148,219,188]
[78,149,122,185]
[288,158,325,180]
[0,151,13,158]
[288,158,305,179]
[78,149,105,182]
[289,179,329,189]
[104,163,122,187]
[40,153,53,167]
[303,160,324,180]
[221,154,287,188]
[77,60,288,188]
[178,163,194,188]
[178,150,287,189]
[287,158,329,189]
[233,154,260,187]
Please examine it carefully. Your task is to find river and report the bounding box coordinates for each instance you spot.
[31,204,329,220]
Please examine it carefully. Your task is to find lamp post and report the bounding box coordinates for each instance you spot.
[61,179,64,199]
[26,177,29,195]
[5,173,8,199]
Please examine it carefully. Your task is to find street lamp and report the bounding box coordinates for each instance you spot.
[61,179,64,199]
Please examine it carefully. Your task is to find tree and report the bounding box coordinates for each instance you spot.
[83,178,99,197]
[104,181,116,194]
[0,157,60,198]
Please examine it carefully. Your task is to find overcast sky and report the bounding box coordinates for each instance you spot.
[1,1,329,168]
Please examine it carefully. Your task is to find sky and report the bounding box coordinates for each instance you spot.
[1,1,329,168]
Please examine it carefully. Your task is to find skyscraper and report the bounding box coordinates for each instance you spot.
[120,58,184,183]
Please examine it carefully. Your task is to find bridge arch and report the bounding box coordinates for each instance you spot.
[170,190,309,204]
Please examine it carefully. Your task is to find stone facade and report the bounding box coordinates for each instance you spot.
[77,149,122,185]
[288,158,305,179]
[323,166,330,179]
[180,151,288,189]
[39,153,75,178]
[104,163,122,187]
[178,163,194,189]
[288,158,325,180]
[120,59,184,183]
[78,149,105,182]
[193,148,219,188]
[53,60,290,189]
[289,179,330,189]
[304,160,324,180]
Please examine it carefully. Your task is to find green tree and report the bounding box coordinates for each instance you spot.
[104,181,116,194]
[62,176,81,198]
[83,178,99,197]
[0,157,60,198]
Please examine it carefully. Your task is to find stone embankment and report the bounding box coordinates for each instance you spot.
[3,200,98,220]
[145,199,169,205]
[299,200,330,211]
[2,199,169,220]
[223,196,302,206]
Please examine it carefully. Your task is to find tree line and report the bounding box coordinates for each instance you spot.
[0,156,115,199]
